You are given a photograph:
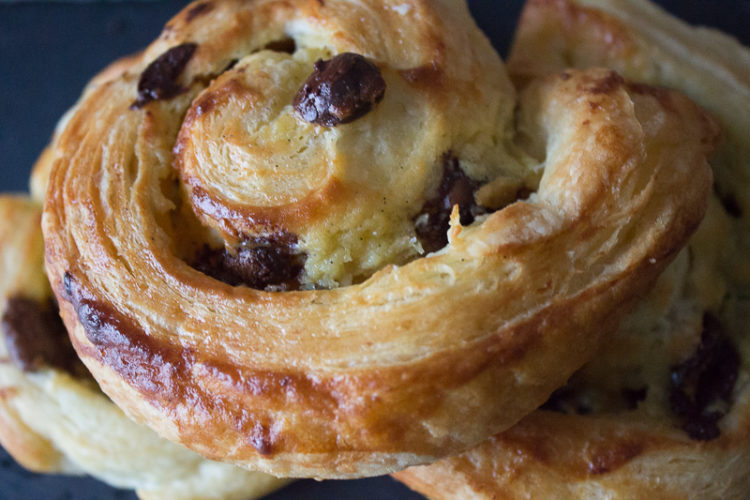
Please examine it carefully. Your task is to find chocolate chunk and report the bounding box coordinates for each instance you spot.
[131,43,198,109]
[194,235,305,291]
[263,38,296,54]
[669,313,740,441]
[414,155,488,253]
[293,52,386,127]
[2,296,81,375]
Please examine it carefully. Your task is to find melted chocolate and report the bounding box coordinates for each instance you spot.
[293,52,386,127]
[1,296,81,375]
[669,313,740,441]
[194,235,305,291]
[131,43,198,109]
[414,155,487,253]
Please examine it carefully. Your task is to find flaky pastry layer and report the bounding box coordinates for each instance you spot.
[0,196,287,499]
[395,0,750,497]
[42,0,714,477]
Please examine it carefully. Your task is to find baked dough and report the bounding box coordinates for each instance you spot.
[42,0,715,477]
[395,0,750,497]
[0,196,287,500]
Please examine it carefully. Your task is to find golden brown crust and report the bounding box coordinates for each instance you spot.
[42,0,714,478]
[394,411,750,500]
[0,196,287,500]
[395,0,750,498]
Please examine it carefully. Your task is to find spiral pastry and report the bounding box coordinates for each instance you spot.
[0,194,286,500]
[396,0,750,497]
[43,0,714,477]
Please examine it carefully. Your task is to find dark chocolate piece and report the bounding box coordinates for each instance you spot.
[131,42,198,109]
[194,235,305,291]
[263,38,296,54]
[414,154,487,253]
[2,296,81,375]
[669,313,740,441]
[293,52,386,127]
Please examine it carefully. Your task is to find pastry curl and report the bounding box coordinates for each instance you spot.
[0,196,287,500]
[42,0,714,477]
[396,0,750,497]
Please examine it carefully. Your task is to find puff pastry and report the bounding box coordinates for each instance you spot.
[42,0,714,477]
[395,0,750,497]
[0,195,287,500]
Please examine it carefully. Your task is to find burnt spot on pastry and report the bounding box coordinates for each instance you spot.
[1,296,83,376]
[587,71,624,94]
[185,1,213,22]
[193,234,305,291]
[131,42,198,109]
[539,386,591,415]
[669,313,739,441]
[58,273,339,459]
[293,52,386,127]
[250,423,275,455]
[61,273,184,396]
[414,155,488,253]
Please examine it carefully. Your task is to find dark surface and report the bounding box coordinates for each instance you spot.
[0,1,747,499]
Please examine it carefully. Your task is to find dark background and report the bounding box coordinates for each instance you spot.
[0,1,747,499]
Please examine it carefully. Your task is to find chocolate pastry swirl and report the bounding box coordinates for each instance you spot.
[395,1,750,498]
[42,0,715,478]
[0,195,286,499]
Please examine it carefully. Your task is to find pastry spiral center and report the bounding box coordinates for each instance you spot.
[175,44,508,288]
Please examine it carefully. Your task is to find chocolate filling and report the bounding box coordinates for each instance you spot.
[414,155,488,253]
[293,52,386,127]
[131,42,198,109]
[1,296,82,375]
[263,38,296,54]
[669,313,740,441]
[194,234,305,291]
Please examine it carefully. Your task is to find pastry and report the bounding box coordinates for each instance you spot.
[41,0,714,478]
[1,52,287,498]
[0,196,287,500]
[394,0,750,497]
